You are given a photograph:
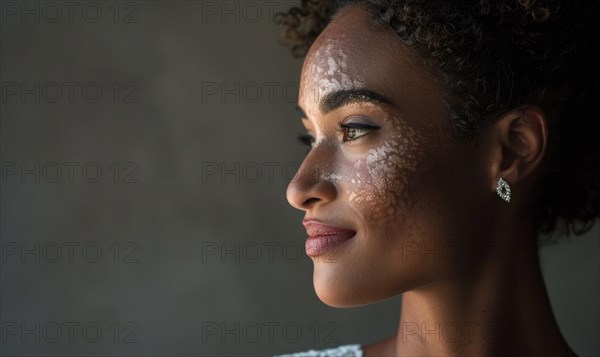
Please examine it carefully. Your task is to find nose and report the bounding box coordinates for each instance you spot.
[286,153,338,211]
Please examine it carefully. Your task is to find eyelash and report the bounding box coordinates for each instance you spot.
[335,121,380,142]
[297,133,315,147]
[297,121,380,150]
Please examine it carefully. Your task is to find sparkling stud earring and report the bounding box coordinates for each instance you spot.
[496,177,511,202]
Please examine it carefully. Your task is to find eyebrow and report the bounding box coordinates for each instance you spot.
[295,88,395,119]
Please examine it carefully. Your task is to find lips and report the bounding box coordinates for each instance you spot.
[302,219,356,257]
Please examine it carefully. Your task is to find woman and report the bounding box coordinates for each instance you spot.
[274,0,599,356]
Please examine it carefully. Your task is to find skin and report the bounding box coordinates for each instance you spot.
[286,4,577,357]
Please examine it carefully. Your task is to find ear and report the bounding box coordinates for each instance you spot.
[486,105,549,194]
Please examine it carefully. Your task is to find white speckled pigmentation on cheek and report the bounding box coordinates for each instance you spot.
[321,172,342,183]
[348,115,424,218]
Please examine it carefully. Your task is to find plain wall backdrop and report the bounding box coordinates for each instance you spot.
[1,1,598,356]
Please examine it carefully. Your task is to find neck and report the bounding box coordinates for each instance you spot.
[391,219,576,356]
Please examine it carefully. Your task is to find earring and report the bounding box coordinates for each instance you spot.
[496,177,511,202]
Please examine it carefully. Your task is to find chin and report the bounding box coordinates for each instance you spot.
[312,268,387,308]
[314,285,362,308]
[312,262,421,307]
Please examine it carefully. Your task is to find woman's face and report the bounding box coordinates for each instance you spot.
[286,5,491,307]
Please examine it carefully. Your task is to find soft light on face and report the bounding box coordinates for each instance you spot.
[300,34,366,146]
[287,5,484,307]
[346,108,425,217]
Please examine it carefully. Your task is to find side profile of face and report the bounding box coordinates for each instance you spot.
[286,5,495,307]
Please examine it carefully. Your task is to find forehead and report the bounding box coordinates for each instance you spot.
[299,6,378,100]
[304,5,382,65]
[299,5,444,124]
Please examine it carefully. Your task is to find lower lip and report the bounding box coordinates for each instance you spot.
[305,232,356,257]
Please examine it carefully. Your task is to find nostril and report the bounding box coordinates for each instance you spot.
[303,197,321,207]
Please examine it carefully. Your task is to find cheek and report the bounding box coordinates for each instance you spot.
[346,120,425,221]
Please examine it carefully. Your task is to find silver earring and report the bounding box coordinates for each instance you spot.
[496,177,511,202]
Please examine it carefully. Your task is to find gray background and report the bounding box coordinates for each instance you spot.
[1,1,598,356]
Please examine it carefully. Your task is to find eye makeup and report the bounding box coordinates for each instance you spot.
[298,132,315,147]
[336,121,380,142]
[296,119,380,150]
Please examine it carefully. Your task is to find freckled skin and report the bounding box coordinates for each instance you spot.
[286,5,577,357]
[347,109,424,217]
[289,5,475,307]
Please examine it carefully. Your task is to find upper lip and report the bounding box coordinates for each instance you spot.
[302,219,356,238]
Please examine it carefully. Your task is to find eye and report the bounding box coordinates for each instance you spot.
[297,132,315,146]
[336,121,380,142]
[297,132,315,153]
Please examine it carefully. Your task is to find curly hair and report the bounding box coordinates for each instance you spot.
[275,0,600,241]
